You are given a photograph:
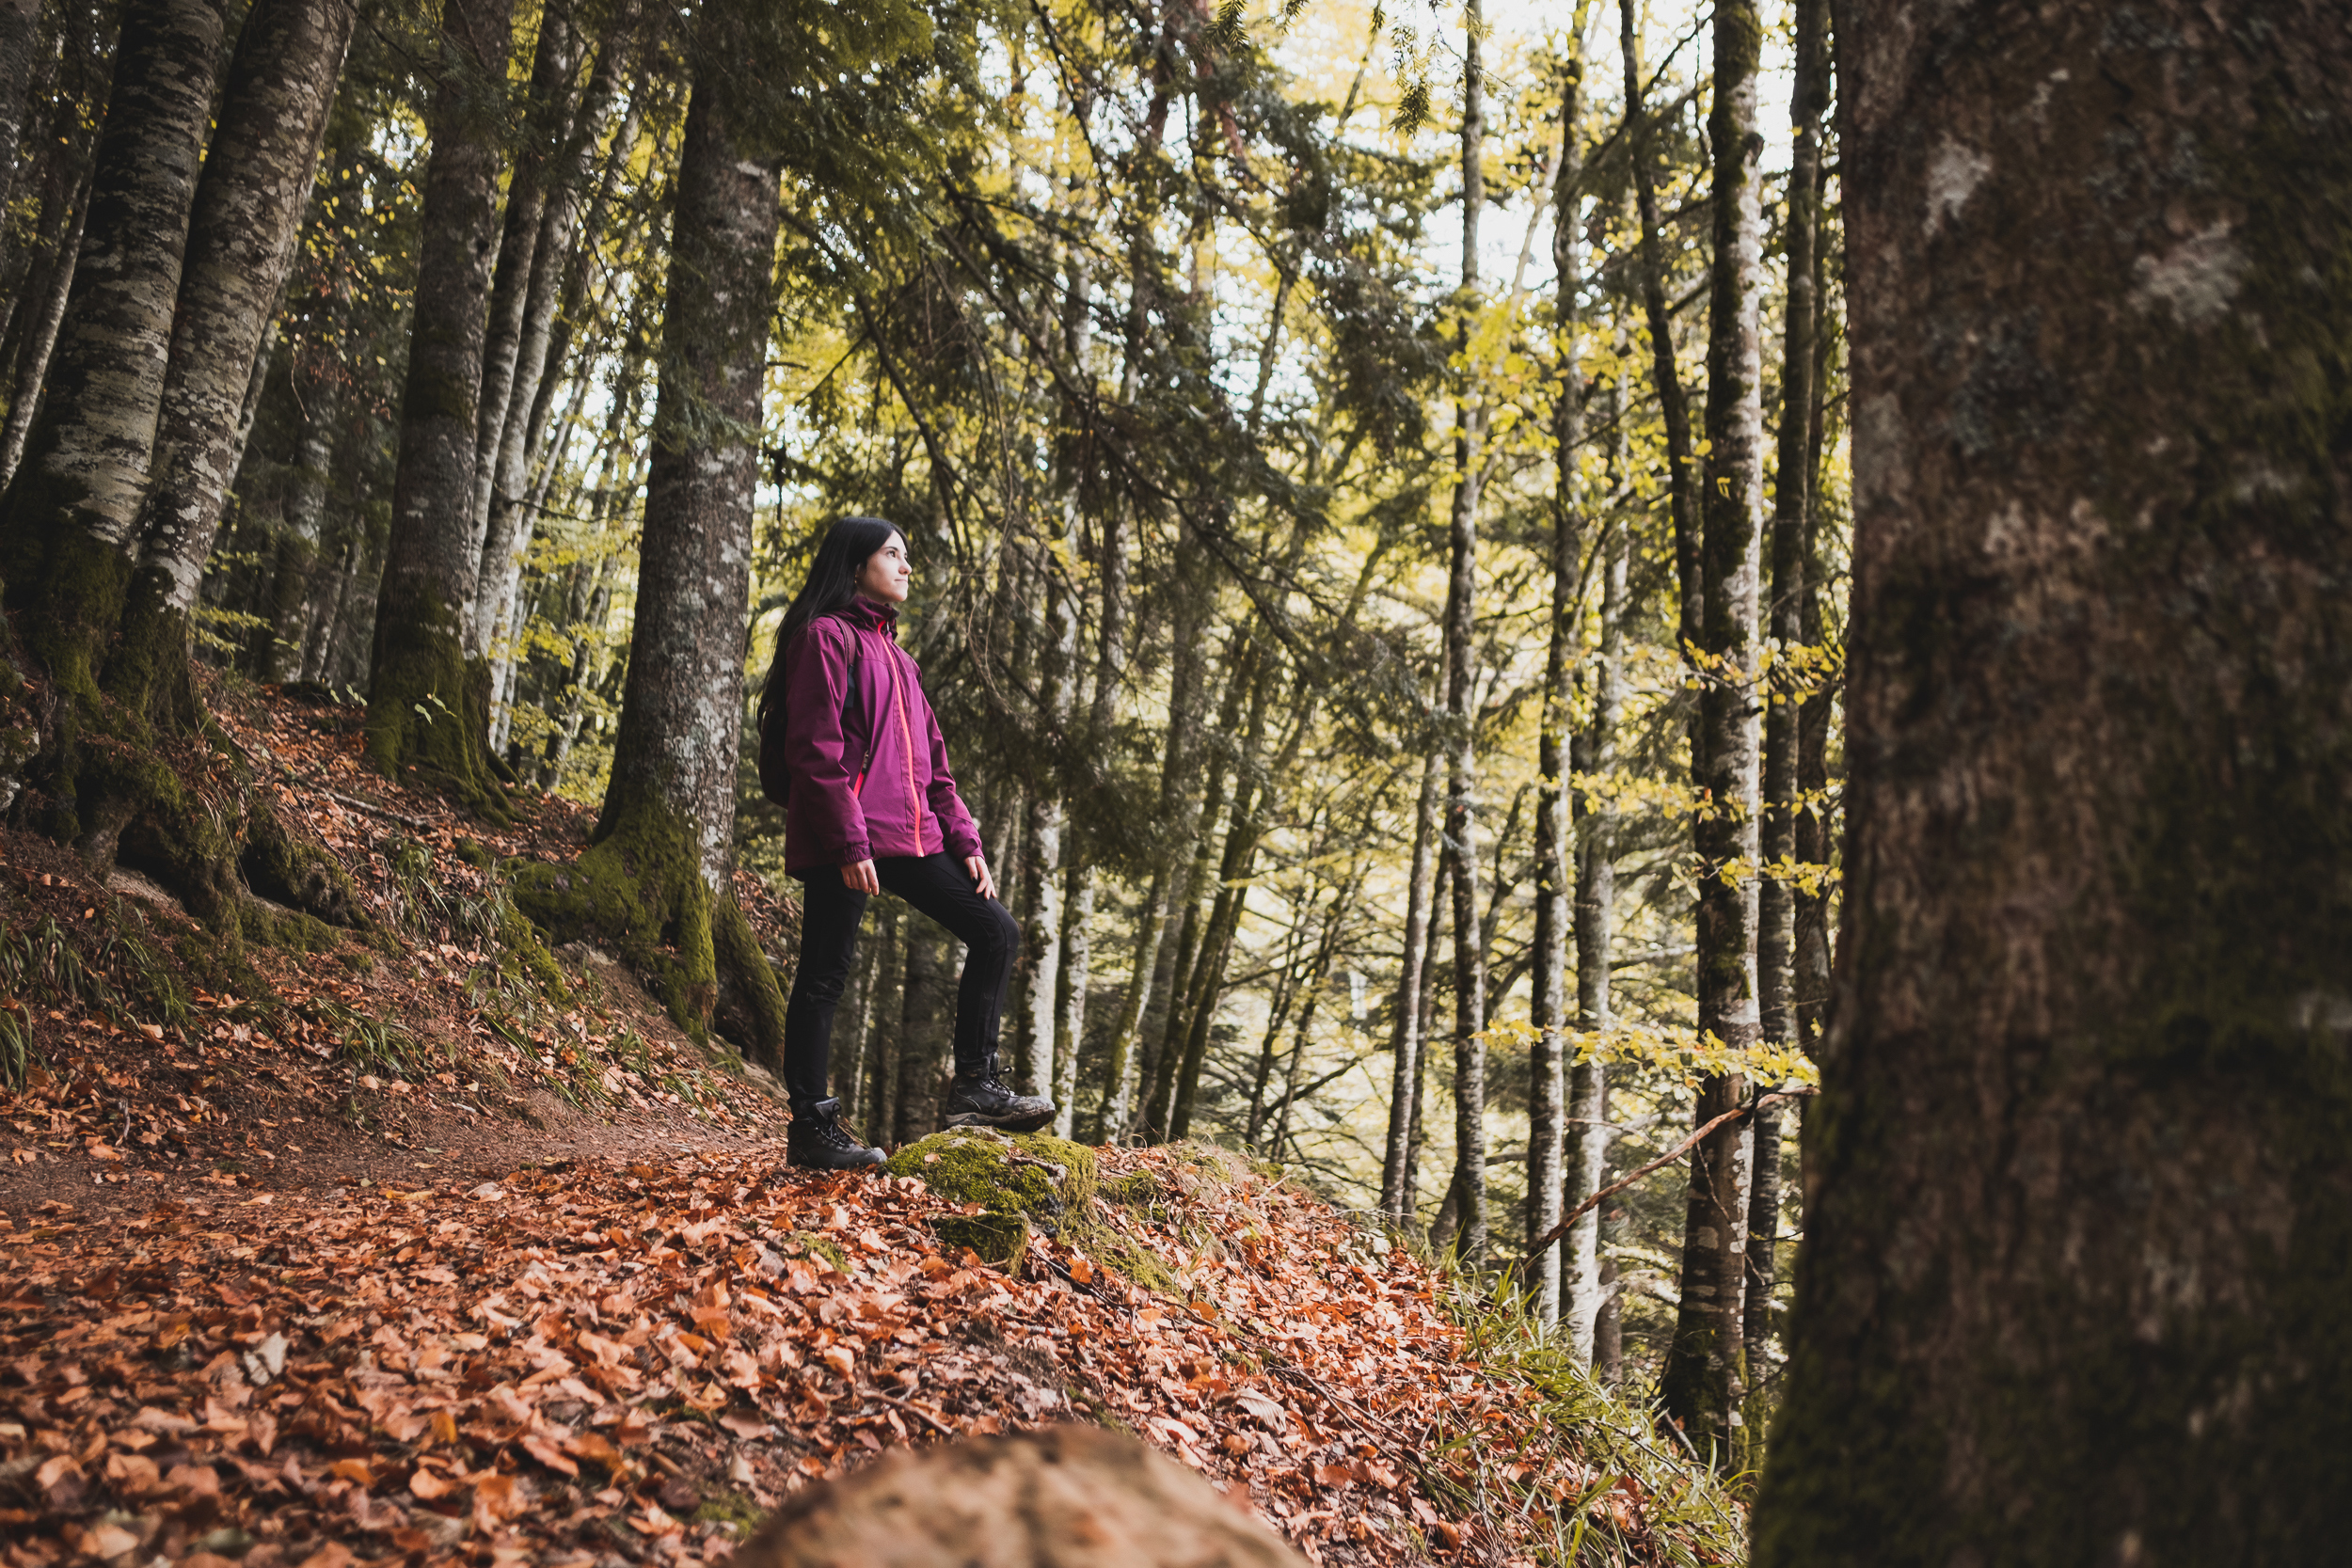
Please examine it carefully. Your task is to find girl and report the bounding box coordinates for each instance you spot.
[758,516,1055,1169]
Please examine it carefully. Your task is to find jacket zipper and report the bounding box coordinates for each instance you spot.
[887,631,925,855]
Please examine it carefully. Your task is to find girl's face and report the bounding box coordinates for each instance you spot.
[856,532,912,606]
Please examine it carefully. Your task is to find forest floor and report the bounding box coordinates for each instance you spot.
[0,685,1742,1568]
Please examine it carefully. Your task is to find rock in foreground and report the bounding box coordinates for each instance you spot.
[731,1424,1307,1567]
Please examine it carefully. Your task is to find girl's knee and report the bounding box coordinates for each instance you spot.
[980,902,1019,961]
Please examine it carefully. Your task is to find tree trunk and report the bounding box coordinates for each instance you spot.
[1096,865,1164,1144]
[471,4,635,675]
[0,0,228,699]
[1011,535,1076,1097]
[1438,0,1492,1265]
[1620,0,1701,666]
[514,10,786,1067]
[467,0,575,546]
[363,0,515,806]
[0,160,93,489]
[1052,850,1088,1138]
[1380,750,1442,1226]
[892,927,946,1146]
[1404,854,1448,1226]
[1660,0,1765,1458]
[117,0,358,709]
[1757,1,2352,1560]
[1565,504,1628,1362]
[1742,0,1827,1405]
[1528,25,1591,1330]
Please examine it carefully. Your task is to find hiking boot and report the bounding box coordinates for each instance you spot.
[943,1055,1056,1133]
[787,1098,885,1170]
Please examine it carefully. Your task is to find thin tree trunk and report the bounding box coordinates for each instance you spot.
[1758,2,2352,1557]
[1565,519,1628,1360]
[1743,0,1827,1402]
[1097,866,1164,1143]
[1528,21,1590,1330]
[471,6,634,671]
[513,4,786,1065]
[892,928,943,1146]
[364,0,516,802]
[118,0,358,706]
[1380,750,1443,1226]
[1052,850,1089,1137]
[0,166,92,488]
[1620,0,1702,666]
[467,0,575,545]
[1405,855,1449,1226]
[1440,0,1492,1263]
[1660,0,1766,1460]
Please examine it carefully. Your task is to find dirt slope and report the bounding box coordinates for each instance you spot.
[0,686,1742,1568]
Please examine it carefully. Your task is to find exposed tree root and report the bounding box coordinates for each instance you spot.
[510,796,785,1074]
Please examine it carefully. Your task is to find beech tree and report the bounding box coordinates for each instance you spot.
[363,0,516,808]
[1756,0,2352,1557]
[0,0,358,934]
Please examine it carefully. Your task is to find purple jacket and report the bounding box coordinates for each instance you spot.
[761,598,984,875]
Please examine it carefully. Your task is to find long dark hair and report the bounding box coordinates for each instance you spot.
[758,515,901,722]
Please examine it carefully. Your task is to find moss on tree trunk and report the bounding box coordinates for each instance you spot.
[1755,0,2352,1560]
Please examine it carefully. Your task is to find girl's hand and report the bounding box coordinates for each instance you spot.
[842,859,880,895]
[966,856,996,900]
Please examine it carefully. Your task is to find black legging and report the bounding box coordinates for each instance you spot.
[784,851,1018,1110]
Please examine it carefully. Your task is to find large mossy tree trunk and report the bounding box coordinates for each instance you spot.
[1754,1,2352,1560]
[1659,0,1766,1460]
[0,0,228,705]
[363,0,514,810]
[514,16,786,1068]
[0,0,362,940]
[119,0,358,711]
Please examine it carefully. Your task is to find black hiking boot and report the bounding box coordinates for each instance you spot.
[942,1054,1056,1133]
[786,1098,885,1171]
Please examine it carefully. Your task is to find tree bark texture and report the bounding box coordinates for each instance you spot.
[1565,523,1626,1362]
[1620,0,1700,664]
[1755,2,2352,1560]
[0,156,94,490]
[1742,0,1827,1398]
[466,0,575,551]
[1380,750,1442,1226]
[513,16,786,1062]
[364,0,515,797]
[1441,0,1490,1264]
[1659,0,1765,1458]
[1527,36,1588,1329]
[0,0,228,692]
[120,0,358,693]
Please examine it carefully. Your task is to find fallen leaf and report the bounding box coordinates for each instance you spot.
[520,1431,580,1477]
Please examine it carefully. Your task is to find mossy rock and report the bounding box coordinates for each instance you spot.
[887,1129,1099,1266]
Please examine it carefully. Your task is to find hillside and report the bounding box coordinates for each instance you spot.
[0,686,1742,1568]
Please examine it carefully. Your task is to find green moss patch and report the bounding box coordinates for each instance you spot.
[887,1129,1099,1268]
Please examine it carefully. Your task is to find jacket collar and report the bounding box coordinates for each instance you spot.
[840,596,899,635]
